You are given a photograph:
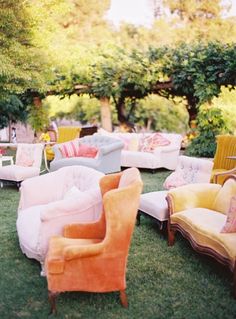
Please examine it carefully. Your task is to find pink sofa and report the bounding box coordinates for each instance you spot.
[16,166,104,271]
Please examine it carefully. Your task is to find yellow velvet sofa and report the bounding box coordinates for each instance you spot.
[167,175,236,297]
[211,135,236,185]
[45,126,81,161]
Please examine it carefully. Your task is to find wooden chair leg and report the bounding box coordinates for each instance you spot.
[136,211,141,226]
[233,262,236,299]
[48,290,59,315]
[120,289,128,308]
[167,223,176,246]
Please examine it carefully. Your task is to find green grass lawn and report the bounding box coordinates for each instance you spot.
[1,168,236,318]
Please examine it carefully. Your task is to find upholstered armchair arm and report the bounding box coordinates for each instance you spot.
[52,144,63,161]
[213,167,236,184]
[99,141,124,155]
[99,172,122,196]
[167,183,221,214]
[41,191,101,221]
[153,144,180,156]
[63,215,106,239]
[63,242,104,260]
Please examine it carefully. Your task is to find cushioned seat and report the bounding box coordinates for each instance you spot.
[139,156,214,226]
[167,176,236,297]
[0,143,43,187]
[16,166,104,267]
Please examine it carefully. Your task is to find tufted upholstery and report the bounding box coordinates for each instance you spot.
[16,166,104,266]
[50,134,124,174]
[139,156,213,225]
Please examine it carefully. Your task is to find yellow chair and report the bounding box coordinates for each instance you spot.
[45,127,80,161]
[211,135,236,185]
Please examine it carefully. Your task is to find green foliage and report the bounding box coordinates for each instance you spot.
[27,104,50,134]
[0,95,27,129]
[186,106,228,157]
[135,94,189,133]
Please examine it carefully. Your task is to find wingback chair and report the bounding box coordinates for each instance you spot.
[139,155,214,228]
[45,167,143,314]
[211,135,236,185]
[0,143,44,188]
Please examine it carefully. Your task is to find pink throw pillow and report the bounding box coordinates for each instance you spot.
[59,140,79,158]
[221,196,236,233]
[77,144,98,158]
[163,172,187,190]
[140,133,170,152]
[16,152,34,167]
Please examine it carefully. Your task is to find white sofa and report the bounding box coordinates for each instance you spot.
[98,130,183,170]
[16,166,104,268]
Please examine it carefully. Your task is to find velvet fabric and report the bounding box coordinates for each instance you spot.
[45,167,143,295]
[168,176,236,269]
[211,135,236,185]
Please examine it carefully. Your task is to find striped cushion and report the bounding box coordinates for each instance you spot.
[59,140,79,158]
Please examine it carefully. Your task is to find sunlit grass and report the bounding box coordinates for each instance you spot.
[0,169,236,318]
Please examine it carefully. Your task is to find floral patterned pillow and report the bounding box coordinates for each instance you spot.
[139,133,170,153]
[163,171,187,190]
[221,196,236,233]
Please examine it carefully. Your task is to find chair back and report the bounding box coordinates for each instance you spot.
[176,155,214,184]
[57,127,80,143]
[213,135,236,170]
[102,168,143,255]
[16,143,43,168]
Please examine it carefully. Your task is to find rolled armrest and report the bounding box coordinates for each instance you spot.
[18,171,63,210]
[63,242,104,260]
[99,141,124,155]
[167,183,221,214]
[41,191,101,221]
[153,144,180,156]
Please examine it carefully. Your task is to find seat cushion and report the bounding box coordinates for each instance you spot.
[0,165,40,182]
[171,208,236,267]
[139,191,168,221]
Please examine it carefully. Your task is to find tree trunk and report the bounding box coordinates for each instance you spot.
[100,97,112,132]
[186,95,198,125]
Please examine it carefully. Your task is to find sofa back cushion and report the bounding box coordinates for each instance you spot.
[213,177,236,214]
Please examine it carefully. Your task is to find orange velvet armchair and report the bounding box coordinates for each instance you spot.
[45,167,143,314]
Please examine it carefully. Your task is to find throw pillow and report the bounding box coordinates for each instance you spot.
[163,172,187,190]
[64,186,83,200]
[77,144,98,158]
[139,133,170,153]
[128,136,139,151]
[221,196,236,233]
[16,151,34,167]
[59,140,79,158]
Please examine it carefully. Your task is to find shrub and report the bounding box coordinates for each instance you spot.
[186,106,228,157]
